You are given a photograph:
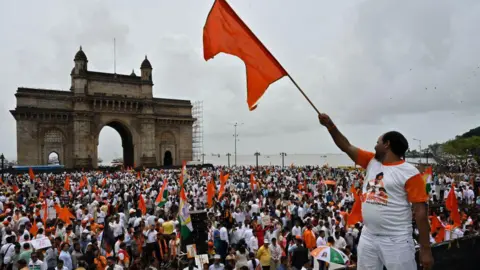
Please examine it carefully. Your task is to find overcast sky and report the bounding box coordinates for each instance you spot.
[1,0,480,164]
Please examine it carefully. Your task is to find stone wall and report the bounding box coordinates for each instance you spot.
[89,81,142,98]
[16,120,40,165]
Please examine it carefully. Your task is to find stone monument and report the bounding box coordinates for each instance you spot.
[10,47,194,168]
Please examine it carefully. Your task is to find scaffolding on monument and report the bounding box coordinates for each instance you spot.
[192,101,204,162]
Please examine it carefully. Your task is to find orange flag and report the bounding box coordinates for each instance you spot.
[30,221,38,236]
[64,176,71,191]
[29,167,35,180]
[57,207,75,225]
[203,0,287,110]
[250,173,256,190]
[138,194,147,215]
[347,185,363,226]
[445,183,461,227]
[207,179,215,208]
[0,177,3,185]
[217,172,229,199]
[79,175,88,189]
[179,161,188,201]
[42,200,48,224]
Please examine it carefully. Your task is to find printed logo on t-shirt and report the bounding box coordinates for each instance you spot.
[363,172,389,206]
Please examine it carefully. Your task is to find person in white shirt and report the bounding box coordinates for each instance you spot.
[1,236,16,267]
[28,250,47,270]
[269,238,282,269]
[316,230,326,247]
[291,221,302,238]
[209,255,225,270]
[249,235,258,252]
[58,243,72,270]
[318,114,433,270]
[247,252,260,270]
[55,259,69,270]
[333,231,347,250]
[106,256,124,270]
[144,224,158,264]
[234,208,245,224]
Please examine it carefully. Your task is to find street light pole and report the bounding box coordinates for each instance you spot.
[201,153,206,164]
[280,152,287,169]
[254,152,261,171]
[413,138,422,163]
[226,153,231,167]
[233,122,243,167]
[0,153,4,183]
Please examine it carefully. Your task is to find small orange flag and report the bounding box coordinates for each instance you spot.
[250,174,256,190]
[42,200,48,224]
[30,221,38,236]
[347,185,363,226]
[64,176,71,191]
[217,172,229,199]
[203,0,287,110]
[445,183,461,227]
[138,194,147,215]
[207,179,215,208]
[79,175,88,189]
[29,168,35,180]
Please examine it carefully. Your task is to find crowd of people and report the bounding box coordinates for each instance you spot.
[0,162,478,270]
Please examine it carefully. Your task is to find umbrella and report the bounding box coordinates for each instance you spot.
[311,245,349,265]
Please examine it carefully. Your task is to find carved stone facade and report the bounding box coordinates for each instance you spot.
[11,47,194,168]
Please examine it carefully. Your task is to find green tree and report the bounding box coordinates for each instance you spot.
[442,136,480,161]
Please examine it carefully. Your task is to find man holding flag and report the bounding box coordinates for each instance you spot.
[318,113,434,270]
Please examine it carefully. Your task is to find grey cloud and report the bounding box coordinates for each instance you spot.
[1,0,480,162]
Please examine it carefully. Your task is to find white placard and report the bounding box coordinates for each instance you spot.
[30,238,52,249]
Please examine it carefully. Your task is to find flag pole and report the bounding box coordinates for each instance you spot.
[286,74,321,115]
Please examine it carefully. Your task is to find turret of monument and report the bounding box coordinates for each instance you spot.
[71,46,88,95]
[140,55,153,98]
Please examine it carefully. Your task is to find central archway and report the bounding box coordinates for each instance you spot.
[98,121,134,168]
[163,150,173,166]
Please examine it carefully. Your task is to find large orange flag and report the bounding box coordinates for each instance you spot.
[57,207,75,225]
[445,184,461,227]
[203,0,287,110]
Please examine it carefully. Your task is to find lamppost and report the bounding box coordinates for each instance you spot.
[254,152,261,170]
[413,138,422,163]
[201,153,206,164]
[280,152,287,169]
[226,153,231,167]
[0,153,4,183]
[233,122,243,166]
